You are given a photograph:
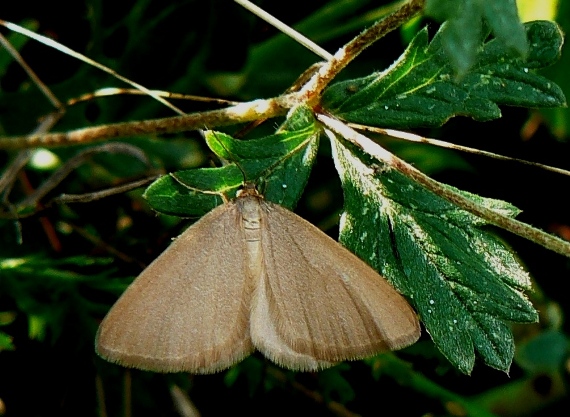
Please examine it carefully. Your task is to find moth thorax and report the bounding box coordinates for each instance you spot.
[237,196,263,278]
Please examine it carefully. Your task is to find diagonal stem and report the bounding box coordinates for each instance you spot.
[317,113,570,259]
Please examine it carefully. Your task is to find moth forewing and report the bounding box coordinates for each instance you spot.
[95,202,254,373]
[249,198,420,364]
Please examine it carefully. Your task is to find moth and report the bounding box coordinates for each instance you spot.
[96,184,420,373]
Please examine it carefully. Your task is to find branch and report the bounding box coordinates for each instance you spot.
[317,113,570,259]
[0,0,425,149]
[0,97,293,149]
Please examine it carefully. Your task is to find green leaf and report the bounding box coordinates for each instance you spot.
[425,0,529,76]
[144,166,238,217]
[321,21,565,129]
[144,106,320,216]
[0,255,120,345]
[514,330,569,373]
[317,365,354,404]
[539,0,570,139]
[224,356,265,397]
[329,135,538,374]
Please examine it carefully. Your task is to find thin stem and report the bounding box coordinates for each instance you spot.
[18,143,152,208]
[0,32,63,110]
[0,32,65,196]
[64,222,146,268]
[67,87,240,107]
[266,366,361,417]
[351,123,570,178]
[317,113,570,258]
[0,151,33,200]
[234,0,333,61]
[0,31,67,248]
[0,19,186,116]
[170,385,201,417]
[52,175,160,205]
[123,370,132,417]
[95,373,108,417]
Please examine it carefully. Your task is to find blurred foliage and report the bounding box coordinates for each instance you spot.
[0,1,569,416]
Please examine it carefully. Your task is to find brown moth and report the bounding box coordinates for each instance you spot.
[96,184,420,373]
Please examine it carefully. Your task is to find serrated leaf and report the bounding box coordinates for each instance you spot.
[425,0,529,75]
[144,106,320,216]
[144,166,238,217]
[321,21,564,129]
[329,135,538,374]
